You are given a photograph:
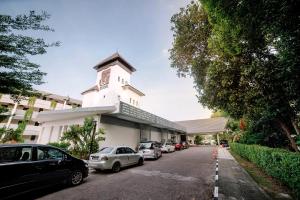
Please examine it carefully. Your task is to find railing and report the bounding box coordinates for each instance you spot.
[0,123,40,136]
[119,102,186,132]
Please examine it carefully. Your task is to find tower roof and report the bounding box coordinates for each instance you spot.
[93,52,136,72]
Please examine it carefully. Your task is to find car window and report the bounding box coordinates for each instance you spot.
[116,147,126,154]
[139,143,152,150]
[125,147,135,154]
[0,147,32,163]
[99,147,114,154]
[38,147,64,160]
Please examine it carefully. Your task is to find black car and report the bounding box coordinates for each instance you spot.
[220,140,229,147]
[0,144,89,199]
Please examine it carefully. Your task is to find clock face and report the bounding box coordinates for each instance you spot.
[99,69,111,89]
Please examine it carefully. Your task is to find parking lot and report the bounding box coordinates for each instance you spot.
[34,146,215,200]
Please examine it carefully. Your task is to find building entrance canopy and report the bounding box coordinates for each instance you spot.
[176,117,228,135]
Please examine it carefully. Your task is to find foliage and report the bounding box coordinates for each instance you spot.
[0,11,59,96]
[0,105,8,122]
[61,117,105,159]
[0,128,23,143]
[170,1,300,151]
[210,110,229,118]
[27,96,36,107]
[230,143,300,198]
[50,100,57,109]
[194,135,204,145]
[48,142,71,151]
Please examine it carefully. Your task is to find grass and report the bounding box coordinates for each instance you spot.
[229,149,294,200]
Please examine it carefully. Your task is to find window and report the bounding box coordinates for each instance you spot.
[0,147,32,163]
[118,76,120,82]
[42,96,47,100]
[103,95,106,99]
[39,108,43,112]
[133,100,135,105]
[125,147,135,154]
[122,79,124,84]
[34,122,39,126]
[37,147,64,160]
[116,147,126,154]
[136,101,138,106]
[130,98,132,103]
[30,135,36,141]
[99,147,114,154]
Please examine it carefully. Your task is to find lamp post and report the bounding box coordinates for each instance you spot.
[88,120,97,159]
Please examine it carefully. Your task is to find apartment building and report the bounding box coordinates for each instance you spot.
[0,91,81,143]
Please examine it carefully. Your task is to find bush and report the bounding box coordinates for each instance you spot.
[230,143,300,198]
[48,142,70,151]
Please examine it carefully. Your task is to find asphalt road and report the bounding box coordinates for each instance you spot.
[36,146,215,200]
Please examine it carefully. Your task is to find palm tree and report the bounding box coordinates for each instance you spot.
[61,117,105,159]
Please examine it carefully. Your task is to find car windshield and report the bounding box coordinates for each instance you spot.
[139,143,152,150]
[98,147,114,154]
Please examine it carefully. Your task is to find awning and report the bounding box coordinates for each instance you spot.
[176,117,228,135]
[37,106,117,122]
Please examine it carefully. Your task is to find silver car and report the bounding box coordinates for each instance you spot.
[89,146,144,173]
[138,142,162,160]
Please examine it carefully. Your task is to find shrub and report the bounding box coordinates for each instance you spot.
[48,142,70,151]
[230,143,300,198]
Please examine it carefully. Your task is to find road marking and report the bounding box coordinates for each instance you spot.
[214,186,218,199]
[215,175,218,181]
[216,167,218,171]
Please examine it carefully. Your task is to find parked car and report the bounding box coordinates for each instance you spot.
[160,142,175,153]
[89,146,144,173]
[173,142,183,151]
[138,141,162,159]
[0,144,89,199]
[181,141,189,149]
[220,140,229,147]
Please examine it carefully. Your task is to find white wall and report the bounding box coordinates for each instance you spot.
[38,117,86,144]
[99,123,140,150]
[82,63,143,108]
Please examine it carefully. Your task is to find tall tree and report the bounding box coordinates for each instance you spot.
[0,11,59,96]
[170,1,300,151]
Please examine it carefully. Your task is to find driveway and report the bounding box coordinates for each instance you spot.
[37,146,215,200]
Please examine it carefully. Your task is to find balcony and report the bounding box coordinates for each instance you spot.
[0,123,40,136]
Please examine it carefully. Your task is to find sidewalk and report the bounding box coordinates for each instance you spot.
[217,147,271,200]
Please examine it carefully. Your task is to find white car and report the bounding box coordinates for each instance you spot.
[160,142,175,153]
[138,141,162,159]
[89,146,144,173]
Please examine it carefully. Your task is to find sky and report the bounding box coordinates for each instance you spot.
[0,0,212,121]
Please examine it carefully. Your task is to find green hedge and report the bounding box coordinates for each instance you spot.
[230,143,300,198]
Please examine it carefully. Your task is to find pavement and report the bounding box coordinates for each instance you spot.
[217,147,271,200]
[34,146,215,200]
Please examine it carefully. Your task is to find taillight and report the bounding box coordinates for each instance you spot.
[101,156,108,161]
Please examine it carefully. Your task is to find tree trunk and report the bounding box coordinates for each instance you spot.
[291,119,300,135]
[277,119,299,152]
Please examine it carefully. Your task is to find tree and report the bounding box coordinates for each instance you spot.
[0,11,59,97]
[60,117,105,159]
[170,1,300,151]
[194,135,204,145]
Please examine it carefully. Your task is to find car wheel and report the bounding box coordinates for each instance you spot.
[138,158,144,166]
[112,162,121,173]
[69,170,83,186]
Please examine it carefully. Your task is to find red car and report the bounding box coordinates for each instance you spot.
[173,143,183,150]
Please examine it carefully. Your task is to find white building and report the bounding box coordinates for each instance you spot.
[0,91,81,143]
[37,53,186,149]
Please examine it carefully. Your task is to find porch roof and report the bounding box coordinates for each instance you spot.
[176,117,228,135]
